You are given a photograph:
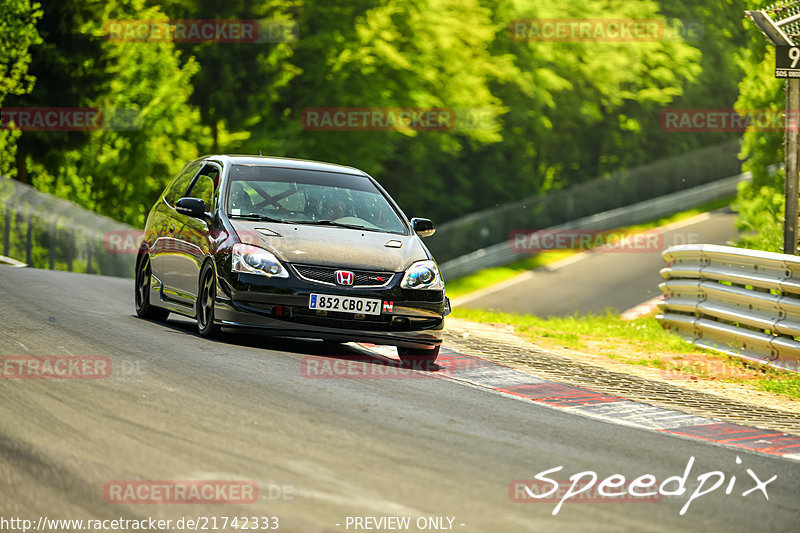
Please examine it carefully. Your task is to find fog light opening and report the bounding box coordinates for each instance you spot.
[391,317,410,330]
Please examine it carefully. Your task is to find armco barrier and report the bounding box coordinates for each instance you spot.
[440,172,749,280]
[657,244,800,373]
[0,176,135,277]
[427,140,741,263]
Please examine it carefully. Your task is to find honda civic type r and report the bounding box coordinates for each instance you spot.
[134,155,449,365]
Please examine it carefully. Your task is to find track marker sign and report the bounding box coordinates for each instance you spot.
[776,45,800,78]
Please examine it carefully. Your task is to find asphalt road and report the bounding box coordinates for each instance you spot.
[456,210,739,316]
[1,266,798,532]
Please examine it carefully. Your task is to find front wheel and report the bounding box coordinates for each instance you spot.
[197,262,221,338]
[397,345,440,369]
[135,253,169,321]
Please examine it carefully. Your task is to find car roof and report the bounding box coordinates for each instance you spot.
[200,155,369,177]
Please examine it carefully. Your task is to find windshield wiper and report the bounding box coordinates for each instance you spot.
[228,213,285,223]
[285,219,381,232]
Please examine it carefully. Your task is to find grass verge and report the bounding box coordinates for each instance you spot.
[451,307,800,403]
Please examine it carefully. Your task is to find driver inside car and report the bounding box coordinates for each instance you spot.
[229,181,255,214]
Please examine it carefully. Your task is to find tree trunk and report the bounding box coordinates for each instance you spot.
[16,147,29,184]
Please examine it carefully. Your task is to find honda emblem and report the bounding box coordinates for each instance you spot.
[335,270,354,285]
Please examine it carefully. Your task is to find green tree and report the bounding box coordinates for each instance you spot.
[12,0,204,226]
[397,0,705,219]
[156,0,300,152]
[732,1,785,252]
[0,0,42,177]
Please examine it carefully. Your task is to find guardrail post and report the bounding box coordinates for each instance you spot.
[25,210,33,266]
[3,200,10,257]
[86,237,93,275]
[48,220,55,270]
[786,77,800,254]
[67,229,74,272]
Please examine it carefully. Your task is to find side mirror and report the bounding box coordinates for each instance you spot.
[411,217,435,238]
[175,197,208,220]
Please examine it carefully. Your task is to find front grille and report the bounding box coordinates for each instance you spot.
[292,264,395,287]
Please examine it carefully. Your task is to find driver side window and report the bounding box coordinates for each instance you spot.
[187,174,217,212]
[183,163,221,211]
[164,161,203,205]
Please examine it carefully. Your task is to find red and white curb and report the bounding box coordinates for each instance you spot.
[356,343,800,462]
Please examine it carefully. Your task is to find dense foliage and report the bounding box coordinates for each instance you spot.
[4,0,753,229]
[732,1,787,252]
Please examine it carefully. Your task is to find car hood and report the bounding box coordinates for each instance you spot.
[229,220,430,272]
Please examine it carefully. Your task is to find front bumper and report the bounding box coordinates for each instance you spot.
[213,269,446,349]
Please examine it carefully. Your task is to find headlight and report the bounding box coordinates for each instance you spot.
[401,260,444,290]
[232,243,289,278]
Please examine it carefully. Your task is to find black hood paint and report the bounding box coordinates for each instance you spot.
[229,219,430,272]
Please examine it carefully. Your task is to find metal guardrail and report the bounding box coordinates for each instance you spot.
[440,172,750,280]
[657,244,800,373]
[427,140,742,263]
[0,176,136,277]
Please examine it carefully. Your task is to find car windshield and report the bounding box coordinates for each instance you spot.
[225,165,407,235]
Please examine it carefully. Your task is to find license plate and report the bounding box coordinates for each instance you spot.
[308,294,382,315]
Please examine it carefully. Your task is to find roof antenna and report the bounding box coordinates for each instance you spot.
[259,148,262,156]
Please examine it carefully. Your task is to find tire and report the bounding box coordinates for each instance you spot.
[135,253,170,321]
[397,345,440,370]
[197,262,221,338]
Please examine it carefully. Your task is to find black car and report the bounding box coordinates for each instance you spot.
[134,155,448,365]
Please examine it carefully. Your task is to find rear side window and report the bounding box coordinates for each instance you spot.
[164,161,203,205]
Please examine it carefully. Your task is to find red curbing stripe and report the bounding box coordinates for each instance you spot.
[659,423,800,456]
[660,422,781,441]
[355,345,800,459]
[497,383,625,406]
